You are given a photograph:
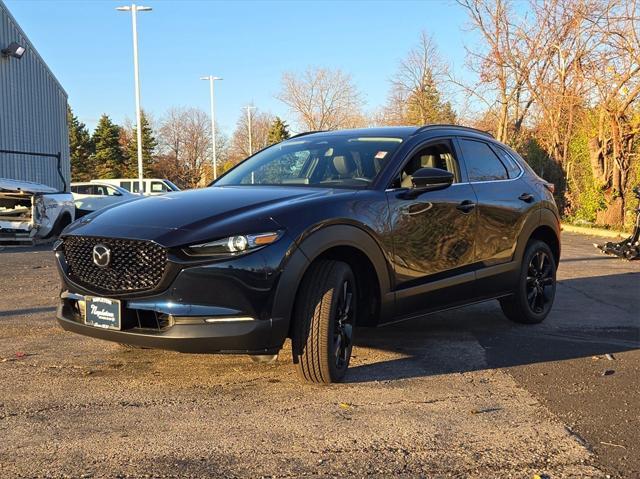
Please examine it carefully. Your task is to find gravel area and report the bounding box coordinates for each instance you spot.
[0,232,637,478]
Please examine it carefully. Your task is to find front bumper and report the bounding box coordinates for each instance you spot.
[55,237,298,354]
[57,292,280,354]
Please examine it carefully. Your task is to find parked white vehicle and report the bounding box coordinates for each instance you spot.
[0,178,75,244]
[90,178,180,196]
[71,182,138,216]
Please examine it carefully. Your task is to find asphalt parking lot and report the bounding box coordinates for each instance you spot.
[0,232,638,478]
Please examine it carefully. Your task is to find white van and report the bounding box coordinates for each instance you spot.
[71,181,139,216]
[90,178,180,195]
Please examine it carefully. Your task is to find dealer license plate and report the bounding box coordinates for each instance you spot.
[84,296,121,330]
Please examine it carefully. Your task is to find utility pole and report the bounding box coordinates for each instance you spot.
[116,3,152,194]
[246,106,256,155]
[200,76,223,179]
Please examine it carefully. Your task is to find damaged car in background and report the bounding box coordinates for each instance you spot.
[0,178,74,244]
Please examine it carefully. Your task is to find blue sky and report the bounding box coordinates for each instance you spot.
[6,0,475,135]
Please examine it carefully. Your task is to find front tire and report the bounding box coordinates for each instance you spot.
[500,240,557,324]
[292,260,356,384]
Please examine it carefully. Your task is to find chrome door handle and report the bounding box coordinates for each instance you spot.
[401,202,433,216]
[456,200,476,213]
[519,193,534,203]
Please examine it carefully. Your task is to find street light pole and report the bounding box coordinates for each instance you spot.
[116,4,151,194]
[200,76,223,180]
[245,106,256,184]
[245,105,256,155]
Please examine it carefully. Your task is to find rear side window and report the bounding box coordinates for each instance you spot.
[459,139,508,182]
[73,185,94,194]
[491,145,522,179]
[132,182,146,193]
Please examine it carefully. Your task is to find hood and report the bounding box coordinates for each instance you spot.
[0,178,59,194]
[64,185,355,247]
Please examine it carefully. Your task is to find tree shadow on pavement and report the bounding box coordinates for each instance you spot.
[347,271,640,383]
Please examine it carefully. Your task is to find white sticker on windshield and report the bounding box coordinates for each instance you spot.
[375,151,388,159]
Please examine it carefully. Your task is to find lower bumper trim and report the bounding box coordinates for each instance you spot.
[56,314,279,355]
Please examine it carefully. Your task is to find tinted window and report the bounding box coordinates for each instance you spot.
[216,136,404,189]
[132,181,146,193]
[394,140,459,188]
[492,145,522,179]
[459,139,508,182]
[73,185,95,194]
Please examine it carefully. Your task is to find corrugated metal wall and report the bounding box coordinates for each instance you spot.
[0,0,70,191]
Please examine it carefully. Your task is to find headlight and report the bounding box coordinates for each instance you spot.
[184,231,283,257]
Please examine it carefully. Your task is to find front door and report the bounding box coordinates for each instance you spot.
[386,138,478,317]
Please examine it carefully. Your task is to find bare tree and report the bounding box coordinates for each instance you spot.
[380,31,456,126]
[155,107,228,188]
[583,0,640,224]
[523,0,598,198]
[226,107,274,168]
[277,67,365,131]
[455,0,549,143]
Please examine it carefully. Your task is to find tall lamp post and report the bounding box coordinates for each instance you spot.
[116,3,151,194]
[200,76,223,179]
[245,105,256,155]
[245,106,256,184]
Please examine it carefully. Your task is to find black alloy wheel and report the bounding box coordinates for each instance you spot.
[292,260,357,384]
[526,249,554,314]
[334,279,354,370]
[500,240,557,324]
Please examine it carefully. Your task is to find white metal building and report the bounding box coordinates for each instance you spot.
[0,0,69,191]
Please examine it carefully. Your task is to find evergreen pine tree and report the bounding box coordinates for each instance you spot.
[91,114,127,179]
[126,111,158,176]
[67,106,94,181]
[405,70,457,125]
[267,117,291,145]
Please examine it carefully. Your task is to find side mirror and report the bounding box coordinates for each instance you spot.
[403,167,454,199]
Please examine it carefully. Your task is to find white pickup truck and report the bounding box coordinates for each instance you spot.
[0,178,75,244]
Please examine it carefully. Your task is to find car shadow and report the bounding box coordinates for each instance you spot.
[346,272,640,383]
[0,306,57,318]
[0,244,53,254]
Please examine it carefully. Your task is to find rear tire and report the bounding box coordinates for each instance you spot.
[500,240,556,324]
[292,260,356,384]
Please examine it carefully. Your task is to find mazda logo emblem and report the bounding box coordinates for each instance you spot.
[92,244,111,268]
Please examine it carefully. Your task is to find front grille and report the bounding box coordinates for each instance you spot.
[62,236,167,294]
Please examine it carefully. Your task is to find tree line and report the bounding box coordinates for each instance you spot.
[68,106,291,189]
[68,0,639,229]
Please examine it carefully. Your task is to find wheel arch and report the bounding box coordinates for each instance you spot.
[270,224,392,343]
[516,208,561,266]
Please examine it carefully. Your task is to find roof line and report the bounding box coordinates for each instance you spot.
[0,0,68,97]
[289,130,328,139]
[412,124,494,138]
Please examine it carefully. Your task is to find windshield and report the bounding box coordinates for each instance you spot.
[215,136,404,188]
[164,180,180,191]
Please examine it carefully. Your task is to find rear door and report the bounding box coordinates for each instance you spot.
[456,137,533,266]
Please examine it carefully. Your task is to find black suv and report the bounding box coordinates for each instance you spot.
[56,125,560,383]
